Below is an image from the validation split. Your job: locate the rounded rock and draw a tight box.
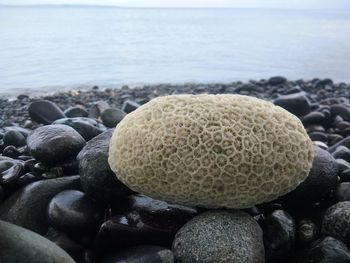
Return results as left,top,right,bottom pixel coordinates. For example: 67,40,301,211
109,94,314,209
322,201,350,246
172,210,264,263
101,108,126,128
47,190,103,233
27,124,86,166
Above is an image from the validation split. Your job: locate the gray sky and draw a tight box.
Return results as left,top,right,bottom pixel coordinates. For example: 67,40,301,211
2,0,349,9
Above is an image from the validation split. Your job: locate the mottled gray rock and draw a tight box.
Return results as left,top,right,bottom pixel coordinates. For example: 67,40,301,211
27,124,86,166
322,201,350,246
77,129,131,202
101,108,126,128
0,175,80,235
172,210,264,263
0,220,75,263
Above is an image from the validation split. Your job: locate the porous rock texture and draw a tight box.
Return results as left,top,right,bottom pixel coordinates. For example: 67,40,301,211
108,94,314,208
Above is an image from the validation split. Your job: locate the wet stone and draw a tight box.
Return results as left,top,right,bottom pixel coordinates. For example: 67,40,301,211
328,137,350,153
273,92,311,117
2,145,21,159
47,190,103,234
335,183,350,202
77,129,131,202
27,124,86,166
340,169,350,183
101,108,126,128
99,245,174,263
332,145,350,162
0,175,80,235
64,106,89,118
88,101,110,119
301,112,325,126
17,172,43,186
3,130,26,147
308,131,328,142
331,104,350,122
0,220,75,263
28,100,66,125
53,117,106,141
261,209,295,262
121,100,141,113
296,219,319,247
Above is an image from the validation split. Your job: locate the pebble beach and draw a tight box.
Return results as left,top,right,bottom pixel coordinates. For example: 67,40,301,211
1,76,350,262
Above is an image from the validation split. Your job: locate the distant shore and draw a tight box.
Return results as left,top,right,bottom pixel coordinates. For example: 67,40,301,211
0,77,349,128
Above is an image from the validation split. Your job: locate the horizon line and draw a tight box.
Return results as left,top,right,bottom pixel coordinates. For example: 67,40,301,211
0,3,340,10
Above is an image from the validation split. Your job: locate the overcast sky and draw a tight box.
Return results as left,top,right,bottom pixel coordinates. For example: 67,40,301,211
2,0,349,9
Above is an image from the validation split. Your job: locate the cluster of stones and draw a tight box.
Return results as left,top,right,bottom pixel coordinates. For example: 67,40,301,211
0,77,350,262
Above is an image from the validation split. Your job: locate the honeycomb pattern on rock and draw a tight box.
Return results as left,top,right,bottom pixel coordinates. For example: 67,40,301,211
108,94,314,209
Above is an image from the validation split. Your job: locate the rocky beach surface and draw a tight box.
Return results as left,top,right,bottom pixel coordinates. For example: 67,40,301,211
1,77,350,262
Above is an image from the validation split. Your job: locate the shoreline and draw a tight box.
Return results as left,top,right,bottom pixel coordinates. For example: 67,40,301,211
1,77,349,128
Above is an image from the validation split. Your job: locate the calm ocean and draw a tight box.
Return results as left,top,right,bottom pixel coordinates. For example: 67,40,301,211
1,5,350,96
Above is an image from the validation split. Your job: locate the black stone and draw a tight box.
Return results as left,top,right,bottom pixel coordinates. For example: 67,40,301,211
77,129,131,202
0,175,80,235
47,190,103,233
329,134,344,146
17,172,43,186
331,104,350,122
335,183,350,202
121,100,140,113
267,76,287,86
27,124,86,166
296,219,319,247
332,145,350,162
273,92,311,117
3,130,26,147
279,146,338,207
337,158,350,173
261,209,295,262
101,108,126,128
64,106,89,118
0,162,24,186
53,117,106,141
301,112,325,126
308,131,328,142
28,100,66,124
2,145,21,158
99,245,174,263
88,101,110,119
0,220,75,263
340,169,350,183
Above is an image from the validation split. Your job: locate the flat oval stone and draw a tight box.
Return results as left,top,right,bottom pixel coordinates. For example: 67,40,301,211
0,220,74,263
273,92,311,117
64,106,88,118
27,124,86,166
28,100,66,124
47,190,103,233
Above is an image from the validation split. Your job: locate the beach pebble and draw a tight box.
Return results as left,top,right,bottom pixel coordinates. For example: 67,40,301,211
121,100,140,113
335,182,350,202
17,172,42,186
47,190,103,233
2,145,21,158
27,124,86,166
28,100,66,124
3,130,26,147
53,117,106,141
172,210,264,263
99,246,174,263
331,104,350,122
296,219,319,247
77,129,131,202
0,161,24,187
308,131,328,142
101,108,126,128
273,92,311,117
267,76,287,86
0,220,75,263
340,169,350,182
64,106,88,118
322,201,350,246
261,209,295,262
292,237,350,263
45,227,85,263
88,101,109,119
0,175,80,235
279,146,338,206
329,134,344,146
301,111,325,126
332,145,350,162
328,137,350,153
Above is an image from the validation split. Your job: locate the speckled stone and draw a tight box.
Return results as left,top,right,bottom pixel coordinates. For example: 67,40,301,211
172,210,264,263
322,201,350,246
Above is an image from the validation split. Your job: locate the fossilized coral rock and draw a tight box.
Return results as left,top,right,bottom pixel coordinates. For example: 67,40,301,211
108,94,314,208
